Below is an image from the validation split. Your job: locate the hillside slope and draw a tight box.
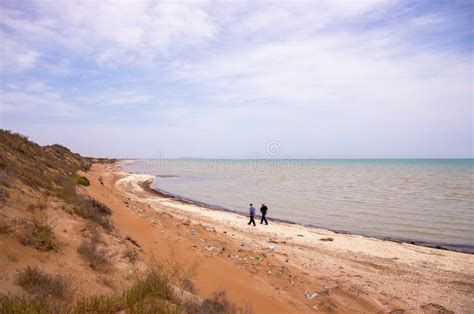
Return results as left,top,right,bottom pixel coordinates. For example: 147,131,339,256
0,130,242,313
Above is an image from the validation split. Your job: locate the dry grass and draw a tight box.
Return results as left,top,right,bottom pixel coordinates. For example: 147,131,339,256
75,267,174,313
17,217,58,252
77,232,110,271
16,266,68,300
1,130,113,232
123,249,139,263
27,201,47,212
0,220,11,234
6,253,18,262
72,198,113,231
2,264,252,314
0,186,8,207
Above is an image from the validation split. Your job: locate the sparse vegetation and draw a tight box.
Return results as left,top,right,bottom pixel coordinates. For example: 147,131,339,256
72,174,90,186
0,186,9,207
123,249,139,263
17,217,58,251
2,264,251,314
16,266,68,300
0,130,113,232
73,198,113,231
0,221,11,234
0,130,254,313
77,233,110,271
27,201,47,212
98,276,115,289
7,253,18,262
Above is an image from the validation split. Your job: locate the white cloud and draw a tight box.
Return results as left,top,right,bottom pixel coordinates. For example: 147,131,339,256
0,31,40,71
0,85,76,116
0,0,471,157
87,90,154,107
0,0,217,66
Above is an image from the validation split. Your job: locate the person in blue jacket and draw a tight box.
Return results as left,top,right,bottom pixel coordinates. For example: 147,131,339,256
248,203,256,226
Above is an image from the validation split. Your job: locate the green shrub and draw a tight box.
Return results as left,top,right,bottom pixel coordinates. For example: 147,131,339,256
72,174,90,186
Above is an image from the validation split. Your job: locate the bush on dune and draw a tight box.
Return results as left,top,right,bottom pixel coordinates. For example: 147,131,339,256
16,266,68,300
17,216,58,252
77,231,111,271
72,174,90,186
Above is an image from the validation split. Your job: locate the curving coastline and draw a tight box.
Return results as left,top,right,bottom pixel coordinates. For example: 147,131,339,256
111,162,474,313
143,176,474,254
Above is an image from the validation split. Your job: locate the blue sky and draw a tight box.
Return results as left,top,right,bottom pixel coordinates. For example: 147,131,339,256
0,0,472,158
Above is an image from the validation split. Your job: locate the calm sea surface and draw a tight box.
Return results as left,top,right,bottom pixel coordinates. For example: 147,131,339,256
124,159,474,252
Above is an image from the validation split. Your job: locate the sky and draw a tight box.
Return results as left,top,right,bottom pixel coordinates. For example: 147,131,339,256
0,0,473,159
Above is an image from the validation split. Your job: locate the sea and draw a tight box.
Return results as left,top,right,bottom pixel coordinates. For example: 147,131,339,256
123,159,474,253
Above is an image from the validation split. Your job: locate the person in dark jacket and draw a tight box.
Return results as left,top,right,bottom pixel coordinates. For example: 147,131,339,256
248,203,256,226
260,203,268,225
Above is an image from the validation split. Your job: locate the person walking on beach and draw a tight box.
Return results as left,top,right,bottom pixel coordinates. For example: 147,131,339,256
248,204,256,226
260,203,268,225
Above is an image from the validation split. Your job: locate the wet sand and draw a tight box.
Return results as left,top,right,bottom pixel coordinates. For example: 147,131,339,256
85,162,474,313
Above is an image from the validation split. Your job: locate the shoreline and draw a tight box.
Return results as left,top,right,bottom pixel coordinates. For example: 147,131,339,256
139,174,474,255
94,162,474,312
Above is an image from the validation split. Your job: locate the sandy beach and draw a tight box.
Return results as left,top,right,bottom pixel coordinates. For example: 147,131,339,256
84,162,474,313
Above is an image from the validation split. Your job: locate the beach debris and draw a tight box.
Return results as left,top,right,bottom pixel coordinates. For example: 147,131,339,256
126,236,141,248
268,245,275,251
420,304,453,314
318,289,330,296
182,220,191,226
320,237,334,242
297,234,305,237
255,256,263,261
350,284,364,293
151,219,161,225
205,246,215,252
191,230,196,236
205,226,216,232
304,291,318,300
269,239,286,244
240,242,251,248
268,270,272,275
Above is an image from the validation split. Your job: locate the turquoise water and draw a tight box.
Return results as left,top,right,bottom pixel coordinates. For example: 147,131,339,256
124,159,474,252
